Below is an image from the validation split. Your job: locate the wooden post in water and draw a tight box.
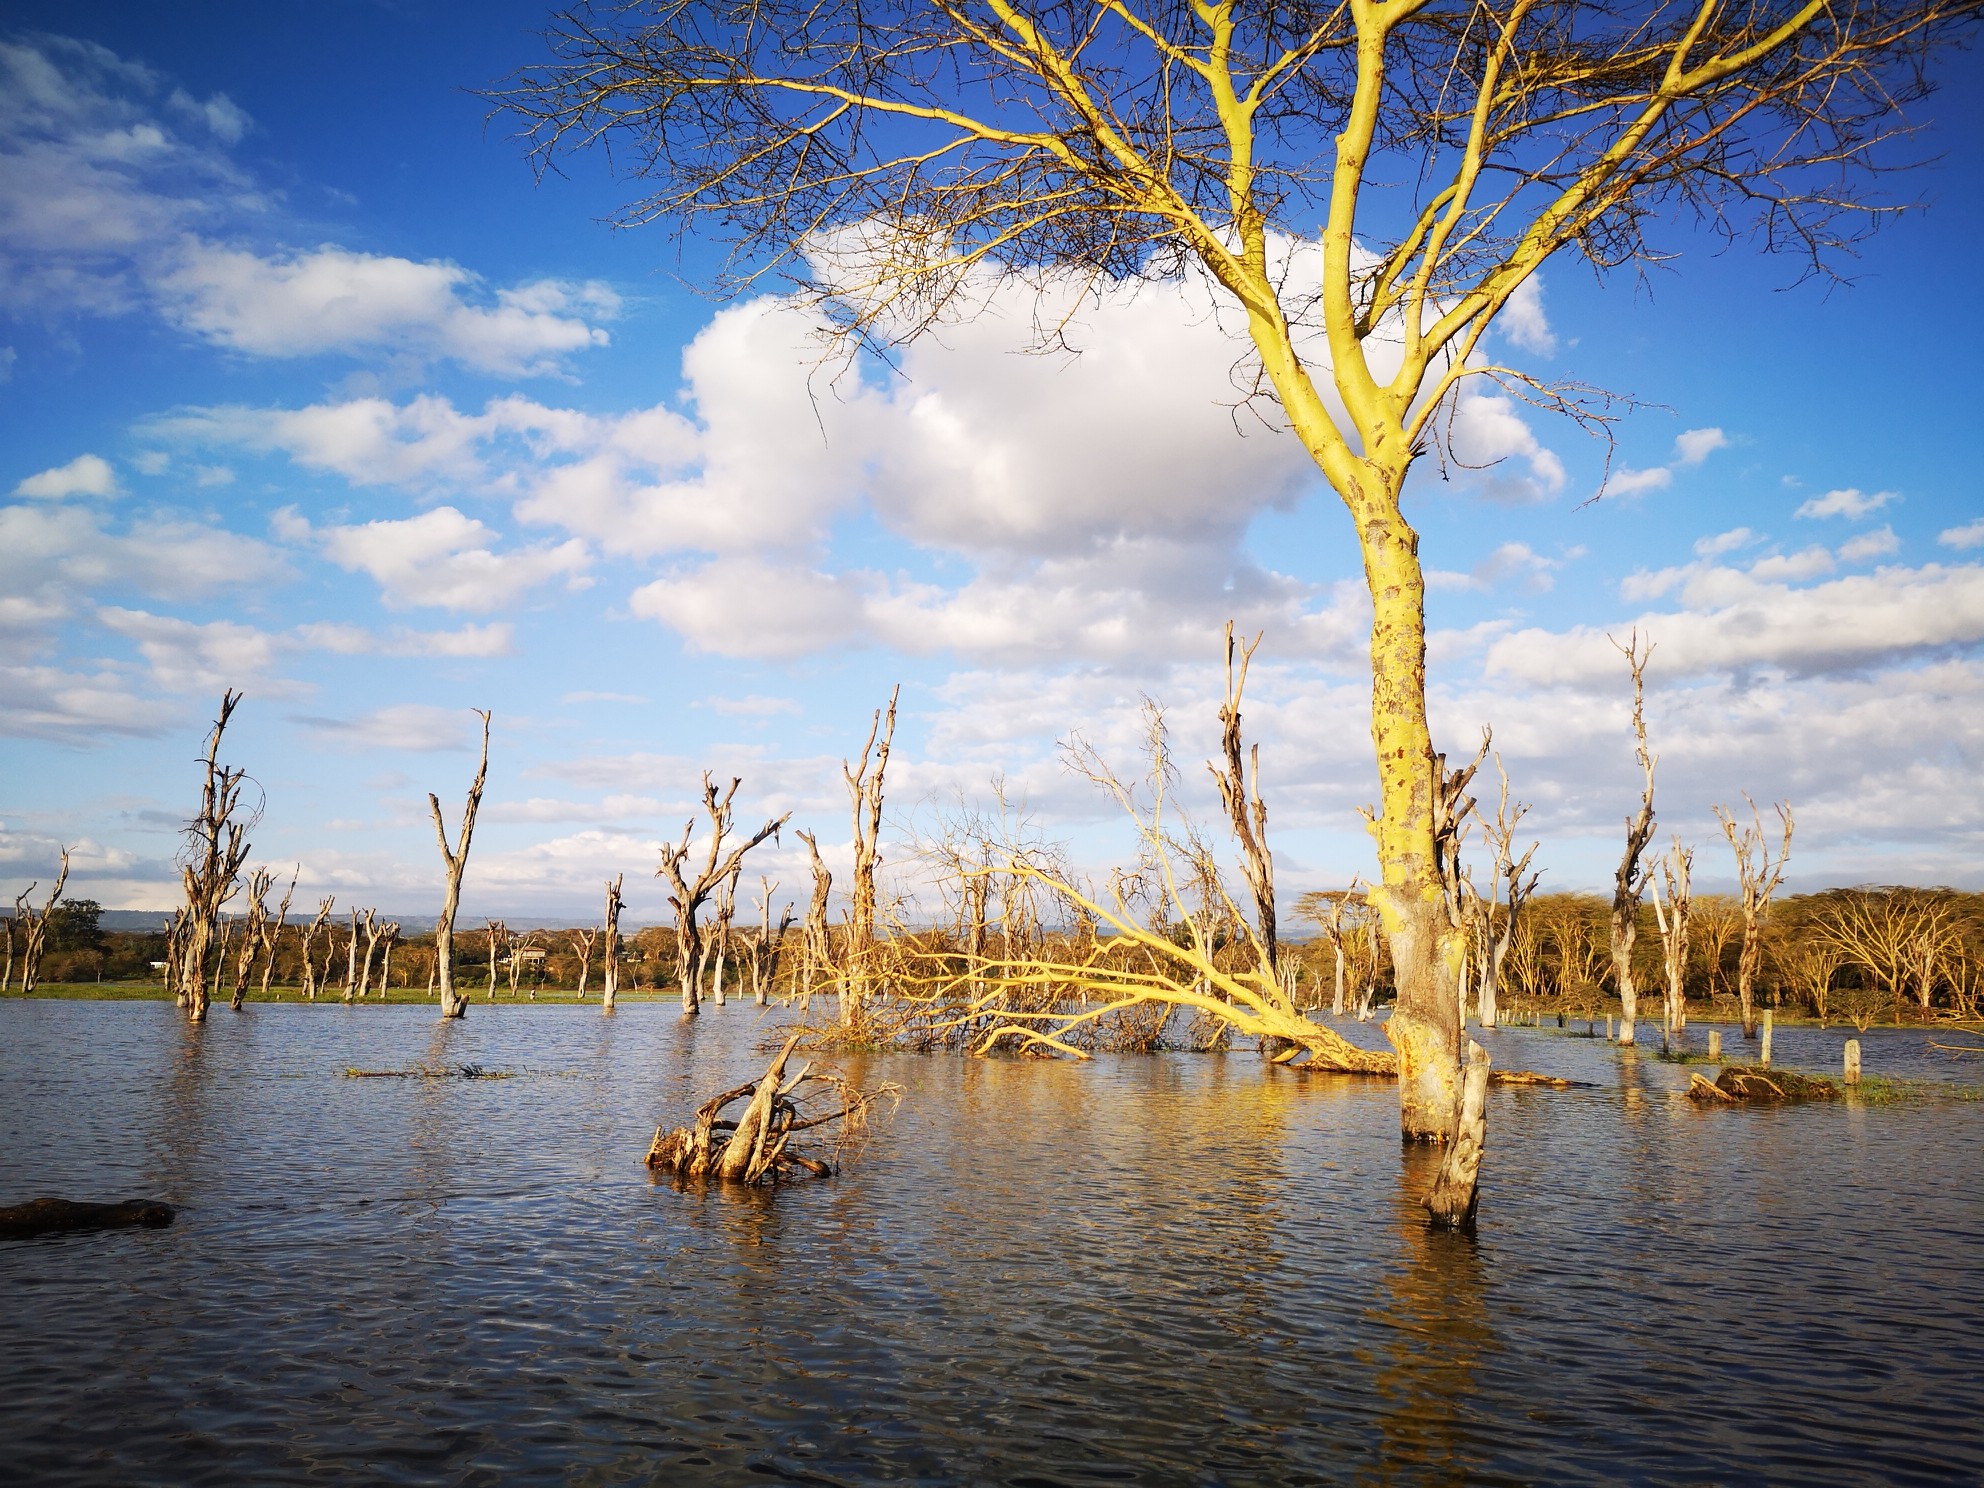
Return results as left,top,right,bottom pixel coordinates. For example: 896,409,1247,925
1708,1030,1721,1061
1606,1014,1615,1041
1760,1010,1773,1068
1844,1039,1861,1086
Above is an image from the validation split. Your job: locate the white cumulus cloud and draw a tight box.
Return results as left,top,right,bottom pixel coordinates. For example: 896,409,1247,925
1796,487,1896,520
13,453,120,499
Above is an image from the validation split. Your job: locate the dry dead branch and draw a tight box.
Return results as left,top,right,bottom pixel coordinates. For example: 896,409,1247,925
643,1033,900,1184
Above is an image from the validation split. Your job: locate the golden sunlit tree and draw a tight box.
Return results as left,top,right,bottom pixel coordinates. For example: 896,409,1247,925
502,0,1975,1139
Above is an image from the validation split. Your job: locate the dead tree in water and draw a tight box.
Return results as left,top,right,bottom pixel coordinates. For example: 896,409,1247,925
1609,634,1659,1047
1466,757,1540,1029
341,907,362,1004
645,1032,898,1184
429,709,491,1020
1651,836,1694,1044
378,922,401,993
711,865,743,1006
569,925,598,998
750,876,797,1006
256,867,297,1000
177,692,257,1023
229,867,274,1010
657,774,789,1016
841,685,899,1024
1208,623,1278,977
1421,731,1485,1030
1297,881,1364,1016
796,829,834,1010
601,875,624,1011
298,896,334,1001
484,920,507,1001
360,908,388,999
1715,797,1793,1039
16,852,70,996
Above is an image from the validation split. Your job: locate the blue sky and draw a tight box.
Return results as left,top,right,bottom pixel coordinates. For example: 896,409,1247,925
4,5,1982,925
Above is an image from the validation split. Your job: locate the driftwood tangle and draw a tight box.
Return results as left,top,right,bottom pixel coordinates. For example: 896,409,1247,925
645,1033,896,1184
0,1198,175,1240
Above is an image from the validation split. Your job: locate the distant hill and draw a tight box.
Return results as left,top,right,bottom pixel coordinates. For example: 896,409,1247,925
93,909,659,934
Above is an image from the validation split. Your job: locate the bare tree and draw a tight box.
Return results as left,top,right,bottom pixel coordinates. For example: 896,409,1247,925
485,920,507,1001
359,907,388,999
298,896,334,1001
796,829,834,1012
496,0,1972,1140
229,867,274,1011
340,907,361,1005
430,709,491,1020
750,875,797,1007
602,874,624,1011
1650,836,1694,1045
16,852,71,997
257,867,297,1001
657,774,790,1016
379,922,401,994
176,692,257,1023
1466,757,1540,1030
1715,796,1794,1038
1296,882,1365,1017
2,896,17,993
1609,635,1659,1047
1205,622,1280,978
570,925,599,998
710,864,743,1007
842,685,900,1023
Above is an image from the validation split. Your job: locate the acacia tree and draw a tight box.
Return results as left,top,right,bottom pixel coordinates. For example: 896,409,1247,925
503,0,1973,1137
430,710,492,1020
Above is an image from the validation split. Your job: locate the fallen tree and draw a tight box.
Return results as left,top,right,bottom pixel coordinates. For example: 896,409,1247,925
644,1033,899,1184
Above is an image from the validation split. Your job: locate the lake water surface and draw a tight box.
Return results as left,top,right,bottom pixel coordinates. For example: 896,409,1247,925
2,1001,1980,1485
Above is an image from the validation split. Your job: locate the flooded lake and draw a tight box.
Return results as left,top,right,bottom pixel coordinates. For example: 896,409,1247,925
2,1000,1980,1484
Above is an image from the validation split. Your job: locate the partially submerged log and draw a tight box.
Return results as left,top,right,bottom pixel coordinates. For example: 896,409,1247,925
0,1197,174,1240
645,1033,899,1184
1687,1064,1840,1103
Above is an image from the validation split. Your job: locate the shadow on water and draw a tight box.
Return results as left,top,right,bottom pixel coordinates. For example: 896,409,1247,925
0,1002,1980,1484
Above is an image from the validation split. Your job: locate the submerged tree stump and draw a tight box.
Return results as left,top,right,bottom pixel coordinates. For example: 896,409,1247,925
1687,1064,1839,1103
645,1033,899,1184
0,1198,175,1239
